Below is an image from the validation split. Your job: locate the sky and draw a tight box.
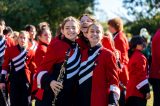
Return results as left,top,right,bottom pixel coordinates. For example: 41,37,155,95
94,0,134,22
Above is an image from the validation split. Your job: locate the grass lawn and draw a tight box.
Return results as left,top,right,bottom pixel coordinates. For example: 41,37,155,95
147,91,153,106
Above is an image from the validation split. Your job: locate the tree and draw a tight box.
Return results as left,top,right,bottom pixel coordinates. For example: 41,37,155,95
123,0,160,19
124,13,160,36
0,0,94,33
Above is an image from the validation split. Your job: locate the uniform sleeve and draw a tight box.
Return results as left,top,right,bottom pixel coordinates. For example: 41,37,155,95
36,43,59,89
34,46,47,68
135,56,150,97
0,47,10,83
105,51,120,105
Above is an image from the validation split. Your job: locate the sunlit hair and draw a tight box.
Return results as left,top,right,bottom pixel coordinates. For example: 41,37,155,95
60,16,80,30
79,14,96,22
37,26,50,37
19,31,29,39
108,17,123,31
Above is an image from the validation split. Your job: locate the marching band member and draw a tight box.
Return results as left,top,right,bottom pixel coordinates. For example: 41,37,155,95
0,31,37,106
77,22,120,106
35,16,81,106
32,26,52,99
149,28,160,106
25,24,38,51
77,14,96,50
126,36,150,106
108,17,129,106
0,19,15,106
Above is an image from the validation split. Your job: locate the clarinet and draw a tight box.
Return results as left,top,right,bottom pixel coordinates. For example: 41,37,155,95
1,88,9,106
52,49,70,106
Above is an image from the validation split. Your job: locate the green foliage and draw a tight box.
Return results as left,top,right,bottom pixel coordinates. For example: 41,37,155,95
0,0,94,34
124,13,160,36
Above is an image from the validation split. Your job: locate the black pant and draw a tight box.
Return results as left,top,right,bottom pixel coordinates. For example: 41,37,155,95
126,96,147,106
10,81,29,106
149,78,160,106
0,91,6,106
119,90,126,106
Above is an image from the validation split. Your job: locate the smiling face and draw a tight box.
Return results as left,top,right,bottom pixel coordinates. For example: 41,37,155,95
80,15,94,34
39,29,52,44
86,24,103,47
61,20,80,41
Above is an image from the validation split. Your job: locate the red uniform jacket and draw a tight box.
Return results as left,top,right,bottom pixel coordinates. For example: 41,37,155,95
78,44,120,106
102,36,114,51
1,45,37,83
32,41,49,99
76,32,89,50
34,41,48,67
150,29,160,79
114,31,129,86
126,50,149,99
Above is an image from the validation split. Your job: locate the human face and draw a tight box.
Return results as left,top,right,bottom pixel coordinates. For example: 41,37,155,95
108,25,116,34
29,27,36,40
18,33,28,48
87,25,103,47
61,20,80,41
80,15,93,34
39,29,52,44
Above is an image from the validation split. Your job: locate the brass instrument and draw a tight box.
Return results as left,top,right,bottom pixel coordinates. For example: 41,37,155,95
52,49,70,106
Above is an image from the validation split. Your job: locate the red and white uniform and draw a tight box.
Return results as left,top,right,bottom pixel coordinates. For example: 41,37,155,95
35,37,81,106
126,50,149,99
1,45,37,83
102,36,114,51
77,44,120,106
150,29,160,79
113,31,129,87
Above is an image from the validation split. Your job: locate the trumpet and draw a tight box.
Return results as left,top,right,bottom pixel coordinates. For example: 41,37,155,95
52,49,70,106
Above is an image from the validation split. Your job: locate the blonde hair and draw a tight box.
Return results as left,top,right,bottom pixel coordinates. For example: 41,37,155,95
19,31,29,38
108,17,124,31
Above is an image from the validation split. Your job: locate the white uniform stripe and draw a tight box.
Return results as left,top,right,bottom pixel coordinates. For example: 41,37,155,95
0,51,5,57
110,85,120,98
0,37,5,45
14,57,26,66
37,71,48,88
79,71,93,85
81,48,100,67
67,67,80,79
15,64,25,72
1,70,7,75
67,56,81,70
0,44,5,51
79,62,95,75
67,46,78,64
12,49,27,61
136,79,149,89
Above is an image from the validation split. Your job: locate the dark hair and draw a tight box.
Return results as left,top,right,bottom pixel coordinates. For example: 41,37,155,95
3,26,13,35
128,36,146,57
25,24,36,32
